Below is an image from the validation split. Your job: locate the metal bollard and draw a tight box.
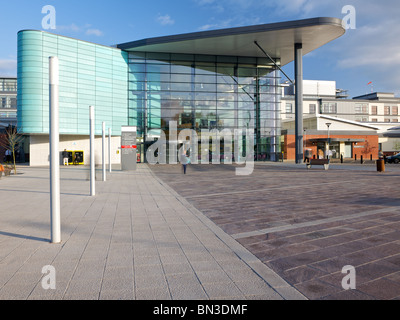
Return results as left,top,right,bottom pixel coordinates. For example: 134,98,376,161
377,159,385,172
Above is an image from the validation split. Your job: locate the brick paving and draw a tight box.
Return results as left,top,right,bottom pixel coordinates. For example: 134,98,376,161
150,162,400,300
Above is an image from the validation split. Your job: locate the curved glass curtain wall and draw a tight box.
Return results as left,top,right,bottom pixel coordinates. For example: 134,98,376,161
128,52,281,162
17,30,128,136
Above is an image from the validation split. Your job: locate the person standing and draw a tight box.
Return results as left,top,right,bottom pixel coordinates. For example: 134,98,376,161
180,150,189,174
62,149,69,166
5,149,11,163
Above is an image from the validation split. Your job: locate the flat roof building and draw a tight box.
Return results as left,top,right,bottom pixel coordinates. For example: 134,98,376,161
17,17,345,166
0,77,17,128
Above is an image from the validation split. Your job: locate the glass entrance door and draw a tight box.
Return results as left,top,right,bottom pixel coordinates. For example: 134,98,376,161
344,142,352,158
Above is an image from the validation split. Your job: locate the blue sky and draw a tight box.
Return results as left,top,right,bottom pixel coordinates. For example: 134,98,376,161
1,0,399,97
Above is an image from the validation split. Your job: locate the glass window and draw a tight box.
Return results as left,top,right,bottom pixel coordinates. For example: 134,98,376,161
355,103,368,114
321,103,337,114
285,103,292,113
371,106,377,115
171,74,191,83
309,104,316,114
195,92,217,101
196,74,216,84
195,83,215,92
146,64,170,74
9,97,17,108
171,63,193,74
237,68,257,78
195,63,216,74
217,65,235,76
392,106,398,115
170,82,191,91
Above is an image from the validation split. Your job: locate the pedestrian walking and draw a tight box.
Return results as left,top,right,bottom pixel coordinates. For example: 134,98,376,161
62,149,69,166
180,150,189,174
5,149,11,163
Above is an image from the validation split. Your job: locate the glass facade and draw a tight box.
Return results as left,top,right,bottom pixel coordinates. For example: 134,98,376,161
17,30,283,163
17,30,128,135
128,52,281,162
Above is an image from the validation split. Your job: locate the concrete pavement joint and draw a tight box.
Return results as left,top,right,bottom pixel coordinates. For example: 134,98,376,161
148,166,307,300
232,206,400,240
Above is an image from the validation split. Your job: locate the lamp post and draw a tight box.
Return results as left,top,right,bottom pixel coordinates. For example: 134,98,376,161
326,122,332,159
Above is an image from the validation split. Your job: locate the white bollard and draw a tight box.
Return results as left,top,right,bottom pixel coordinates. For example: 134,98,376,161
49,56,61,244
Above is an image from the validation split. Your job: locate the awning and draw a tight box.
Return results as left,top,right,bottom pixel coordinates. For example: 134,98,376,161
117,17,345,67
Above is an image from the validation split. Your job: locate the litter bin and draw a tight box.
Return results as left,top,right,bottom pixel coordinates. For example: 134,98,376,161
377,159,385,172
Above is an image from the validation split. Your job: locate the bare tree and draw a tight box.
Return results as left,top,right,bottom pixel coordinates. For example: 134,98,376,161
0,126,24,175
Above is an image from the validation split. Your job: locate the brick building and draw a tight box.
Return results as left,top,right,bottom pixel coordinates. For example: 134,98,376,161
282,115,379,161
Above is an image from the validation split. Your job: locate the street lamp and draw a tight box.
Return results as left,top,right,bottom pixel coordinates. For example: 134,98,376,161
326,123,332,159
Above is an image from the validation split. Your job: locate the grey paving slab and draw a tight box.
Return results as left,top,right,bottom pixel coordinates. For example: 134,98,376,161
0,164,303,300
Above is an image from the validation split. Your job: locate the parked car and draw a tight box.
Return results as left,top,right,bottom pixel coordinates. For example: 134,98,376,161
387,152,400,163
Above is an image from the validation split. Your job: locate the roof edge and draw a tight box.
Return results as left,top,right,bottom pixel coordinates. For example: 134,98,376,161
17,29,122,51
117,17,344,50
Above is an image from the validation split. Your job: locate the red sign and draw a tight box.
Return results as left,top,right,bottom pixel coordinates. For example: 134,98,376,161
121,145,137,149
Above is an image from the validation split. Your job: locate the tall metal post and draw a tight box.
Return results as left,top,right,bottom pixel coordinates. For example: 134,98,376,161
90,106,95,196
102,121,106,182
326,122,332,159
295,43,304,164
108,127,112,173
49,56,61,244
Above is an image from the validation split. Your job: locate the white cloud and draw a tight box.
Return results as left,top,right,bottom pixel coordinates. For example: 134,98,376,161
157,14,175,26
56,23,82,32
198,19,233,31
0,59,17,76
86,29,104,37
55,23,103,37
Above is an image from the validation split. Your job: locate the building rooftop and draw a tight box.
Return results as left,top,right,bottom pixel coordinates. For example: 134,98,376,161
352,92,400,102
118,17,345,67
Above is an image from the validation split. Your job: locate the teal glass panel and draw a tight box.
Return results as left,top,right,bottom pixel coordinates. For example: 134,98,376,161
18,30,128,135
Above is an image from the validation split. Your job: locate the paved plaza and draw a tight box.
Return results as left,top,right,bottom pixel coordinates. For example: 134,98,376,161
1,161,400,300
150,161,400,300
0,164,304,300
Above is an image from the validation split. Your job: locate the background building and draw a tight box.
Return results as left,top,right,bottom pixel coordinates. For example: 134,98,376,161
0,77,18,163
281,80,400,160
0,77,17,127
282,80,400,124
282,114,379,161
